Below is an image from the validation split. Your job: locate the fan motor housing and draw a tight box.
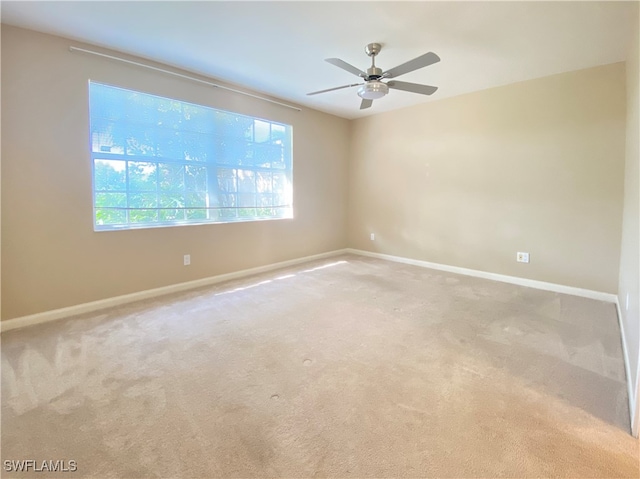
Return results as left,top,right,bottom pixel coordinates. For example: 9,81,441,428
366,67,383,80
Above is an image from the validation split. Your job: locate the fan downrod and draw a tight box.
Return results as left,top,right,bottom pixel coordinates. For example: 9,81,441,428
364,43,383,79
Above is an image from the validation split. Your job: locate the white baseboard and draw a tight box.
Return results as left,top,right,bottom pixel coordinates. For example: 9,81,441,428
615,299,636,435
1,249,348,333
346,248,618,303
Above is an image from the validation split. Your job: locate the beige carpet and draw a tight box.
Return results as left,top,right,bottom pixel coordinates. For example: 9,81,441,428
2,254,638,478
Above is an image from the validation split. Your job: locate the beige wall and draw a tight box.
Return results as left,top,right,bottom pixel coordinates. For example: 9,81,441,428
1,25,350,320
348,63,626,294
619,4,640,437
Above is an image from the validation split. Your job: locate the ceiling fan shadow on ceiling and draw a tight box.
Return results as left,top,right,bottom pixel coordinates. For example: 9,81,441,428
307,43,440,110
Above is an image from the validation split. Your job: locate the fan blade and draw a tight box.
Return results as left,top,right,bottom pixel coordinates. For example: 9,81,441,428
360,99,373,110
387,80,438,96
382,52,440,79
325,58,366,77
307,83,362,96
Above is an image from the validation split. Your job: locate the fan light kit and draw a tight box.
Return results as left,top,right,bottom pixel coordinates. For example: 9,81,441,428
307,42,440,110
357,81,388,100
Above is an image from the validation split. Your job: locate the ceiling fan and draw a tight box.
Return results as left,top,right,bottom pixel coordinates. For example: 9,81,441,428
307,43,440,110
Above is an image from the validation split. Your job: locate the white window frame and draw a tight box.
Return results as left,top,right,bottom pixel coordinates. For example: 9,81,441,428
89,82,293,231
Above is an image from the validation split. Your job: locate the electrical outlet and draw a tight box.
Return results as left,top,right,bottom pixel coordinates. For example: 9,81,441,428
370,233,375,241
516,252,529,263
184,254,191,266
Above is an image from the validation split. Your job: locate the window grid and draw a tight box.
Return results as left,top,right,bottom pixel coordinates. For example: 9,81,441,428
90,82,293,230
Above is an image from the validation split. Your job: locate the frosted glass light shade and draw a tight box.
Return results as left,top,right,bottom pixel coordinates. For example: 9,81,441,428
357,81,388,100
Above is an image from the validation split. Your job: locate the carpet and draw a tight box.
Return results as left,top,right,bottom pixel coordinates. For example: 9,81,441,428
2,254,638,477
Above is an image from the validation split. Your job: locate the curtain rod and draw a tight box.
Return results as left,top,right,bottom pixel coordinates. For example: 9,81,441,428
69,46,302,112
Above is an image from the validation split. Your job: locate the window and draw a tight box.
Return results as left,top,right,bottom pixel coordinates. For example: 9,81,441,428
89,82,293,230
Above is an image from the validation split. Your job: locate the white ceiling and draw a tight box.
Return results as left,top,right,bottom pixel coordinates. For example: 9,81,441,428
1,1,635,119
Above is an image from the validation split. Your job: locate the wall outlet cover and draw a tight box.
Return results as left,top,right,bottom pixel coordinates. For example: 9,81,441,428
517,252,530,263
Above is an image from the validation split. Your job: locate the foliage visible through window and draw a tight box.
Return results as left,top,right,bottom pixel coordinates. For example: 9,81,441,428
89,82,293,230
